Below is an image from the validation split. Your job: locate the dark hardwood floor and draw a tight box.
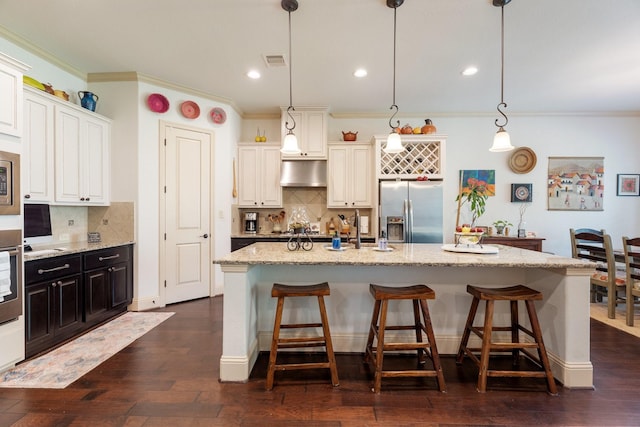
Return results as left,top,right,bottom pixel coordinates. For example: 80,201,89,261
1,296,640,426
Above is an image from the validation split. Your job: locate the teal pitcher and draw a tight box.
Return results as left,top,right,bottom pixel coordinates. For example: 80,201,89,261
78,91,99,112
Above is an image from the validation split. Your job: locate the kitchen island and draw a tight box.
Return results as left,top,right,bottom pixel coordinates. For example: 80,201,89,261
214,242,595,388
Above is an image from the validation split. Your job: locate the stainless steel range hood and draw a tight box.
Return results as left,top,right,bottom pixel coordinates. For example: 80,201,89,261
280,160,327,187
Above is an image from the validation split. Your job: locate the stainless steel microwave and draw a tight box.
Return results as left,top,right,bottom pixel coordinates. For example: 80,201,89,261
0,151,20,215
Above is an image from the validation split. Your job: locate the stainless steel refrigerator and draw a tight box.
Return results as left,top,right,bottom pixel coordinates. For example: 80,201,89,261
379,180,443,243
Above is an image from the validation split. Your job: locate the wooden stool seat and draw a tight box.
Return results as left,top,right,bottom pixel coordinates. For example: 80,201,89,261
456,284,558,394
466,285,543,301
364,284,446,393
369,284,436,300
272,282,330,298
266,282,339,390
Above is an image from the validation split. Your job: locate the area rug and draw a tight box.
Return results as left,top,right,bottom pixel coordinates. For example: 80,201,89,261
590,303,640,339
0,311,174,389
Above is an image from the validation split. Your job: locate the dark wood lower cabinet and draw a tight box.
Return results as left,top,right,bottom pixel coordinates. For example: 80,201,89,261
231,236,375,251
83,245,132,327
25,244,133,358
25,255,84,358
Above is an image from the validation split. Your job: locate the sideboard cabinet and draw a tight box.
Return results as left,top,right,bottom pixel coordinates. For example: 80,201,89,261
482,236,545,252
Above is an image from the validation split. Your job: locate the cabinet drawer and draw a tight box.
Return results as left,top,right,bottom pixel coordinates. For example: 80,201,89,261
84,245,130,270
25,255,82,285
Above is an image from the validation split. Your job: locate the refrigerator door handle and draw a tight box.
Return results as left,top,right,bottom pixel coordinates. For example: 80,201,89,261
407,199,414,243
404,199,413,243
403,200,409,242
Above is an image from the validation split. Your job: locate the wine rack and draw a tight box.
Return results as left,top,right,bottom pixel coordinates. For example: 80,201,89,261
374,135,445,180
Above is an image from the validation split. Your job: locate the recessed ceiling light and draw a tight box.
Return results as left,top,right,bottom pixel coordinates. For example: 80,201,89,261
461,66,478,76
353,68,368,78
247,70,261,79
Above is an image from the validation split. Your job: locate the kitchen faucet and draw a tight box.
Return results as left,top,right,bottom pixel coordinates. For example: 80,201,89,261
354,209,361,249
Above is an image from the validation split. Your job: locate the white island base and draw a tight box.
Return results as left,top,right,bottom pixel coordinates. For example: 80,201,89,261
216,243,594,389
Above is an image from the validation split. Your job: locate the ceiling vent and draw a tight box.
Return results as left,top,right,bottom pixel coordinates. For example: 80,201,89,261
263,54,287,67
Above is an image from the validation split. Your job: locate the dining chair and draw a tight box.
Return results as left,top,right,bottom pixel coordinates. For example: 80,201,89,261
622,236,640,326
570,228,625,319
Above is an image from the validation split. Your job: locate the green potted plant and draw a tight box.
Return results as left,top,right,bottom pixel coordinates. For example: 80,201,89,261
456,177,489,228
493,220,513,235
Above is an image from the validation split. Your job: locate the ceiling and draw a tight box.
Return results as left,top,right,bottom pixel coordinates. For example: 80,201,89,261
1,0,639,116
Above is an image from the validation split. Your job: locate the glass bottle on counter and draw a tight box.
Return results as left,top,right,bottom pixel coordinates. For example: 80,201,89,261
378,231,388,251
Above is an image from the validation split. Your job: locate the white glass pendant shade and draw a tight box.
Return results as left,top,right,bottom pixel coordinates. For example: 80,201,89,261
383,132,403,154
489,127,514,152
281,132,301,154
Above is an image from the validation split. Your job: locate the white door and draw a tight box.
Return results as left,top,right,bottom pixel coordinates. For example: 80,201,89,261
163,124,212,304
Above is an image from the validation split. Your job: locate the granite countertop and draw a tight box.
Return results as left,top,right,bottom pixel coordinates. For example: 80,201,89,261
214,242,595,269
23,240,135,262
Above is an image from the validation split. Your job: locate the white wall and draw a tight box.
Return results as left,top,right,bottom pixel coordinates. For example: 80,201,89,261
244,113,640,257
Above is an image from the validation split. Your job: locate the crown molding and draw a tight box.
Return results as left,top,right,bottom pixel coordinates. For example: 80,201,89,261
0,25,85,79
88,71,243,117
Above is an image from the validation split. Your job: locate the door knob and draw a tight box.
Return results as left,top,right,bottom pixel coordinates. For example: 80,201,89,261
200,233,209,238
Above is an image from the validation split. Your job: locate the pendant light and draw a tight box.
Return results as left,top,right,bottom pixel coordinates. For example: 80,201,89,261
489,0,515,152
281,0,301,154
383,0,404,154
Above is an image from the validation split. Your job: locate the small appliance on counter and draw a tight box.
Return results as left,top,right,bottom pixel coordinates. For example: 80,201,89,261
244,212,258,234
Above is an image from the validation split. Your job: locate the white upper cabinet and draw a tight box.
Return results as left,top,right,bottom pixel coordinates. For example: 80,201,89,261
327,142,373,208
23,87,111,206
280,107,327,159
237,144,282,208
54,102,110,205
0,53,28,138
23,90,55,202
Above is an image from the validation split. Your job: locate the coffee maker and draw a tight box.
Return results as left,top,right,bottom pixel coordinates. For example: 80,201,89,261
244,212,258,234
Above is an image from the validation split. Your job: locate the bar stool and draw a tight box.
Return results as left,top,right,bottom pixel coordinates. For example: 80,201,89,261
364,284,446,393
456,285,558,394
265,282,339,390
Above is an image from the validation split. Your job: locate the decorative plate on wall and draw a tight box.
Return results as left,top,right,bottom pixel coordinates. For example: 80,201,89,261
509,147,537,174
210,107,227,124
147,93,170,113
180,100,200,119
511,183,533,202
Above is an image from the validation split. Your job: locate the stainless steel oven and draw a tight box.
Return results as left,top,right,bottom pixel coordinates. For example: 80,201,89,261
0,229,22,325
0,150,19,215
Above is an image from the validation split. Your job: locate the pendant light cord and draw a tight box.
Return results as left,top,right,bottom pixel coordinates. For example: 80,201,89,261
495,5,508,128
285,8,296,132
388,5,399,130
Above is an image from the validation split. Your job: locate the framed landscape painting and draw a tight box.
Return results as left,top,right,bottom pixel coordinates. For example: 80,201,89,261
459,169,496,196
617,174,640,196
547,157,604,211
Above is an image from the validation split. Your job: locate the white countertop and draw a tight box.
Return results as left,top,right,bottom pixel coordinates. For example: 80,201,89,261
214,242,594,269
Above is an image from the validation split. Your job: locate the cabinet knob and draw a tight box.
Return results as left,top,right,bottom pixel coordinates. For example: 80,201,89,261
86,197,90,201
80,197,85,201
24,194,31,199
200,233,209,239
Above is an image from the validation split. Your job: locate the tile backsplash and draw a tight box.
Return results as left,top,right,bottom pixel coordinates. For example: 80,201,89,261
234,188,372,235
49,202,134,244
